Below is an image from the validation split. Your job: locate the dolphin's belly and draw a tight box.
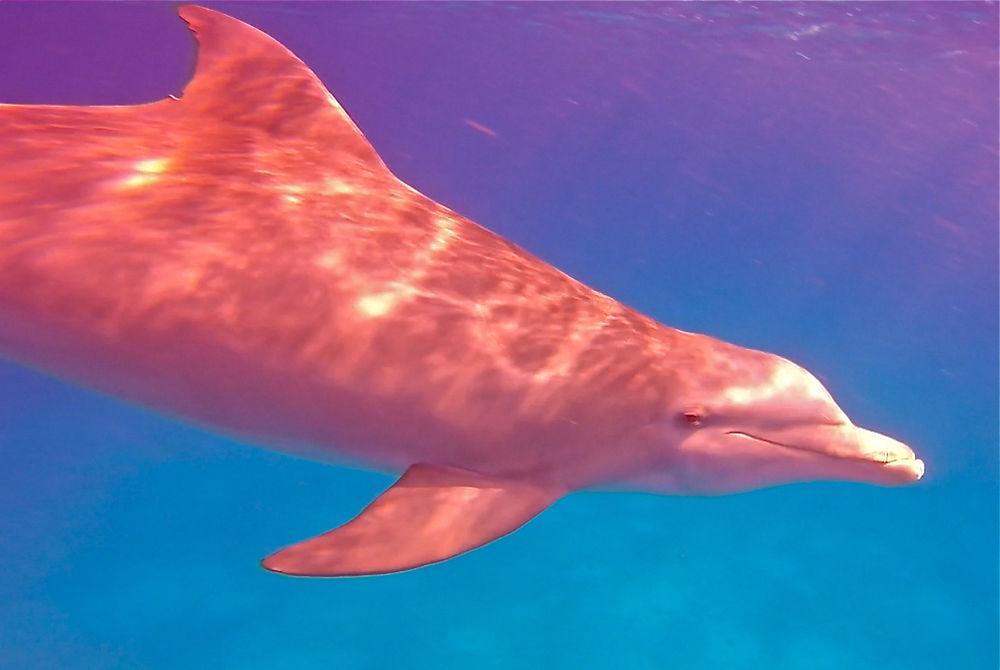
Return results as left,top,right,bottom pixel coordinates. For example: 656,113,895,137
0,295,561,477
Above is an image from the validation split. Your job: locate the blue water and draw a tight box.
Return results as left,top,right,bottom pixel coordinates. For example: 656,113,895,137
1,2,996,668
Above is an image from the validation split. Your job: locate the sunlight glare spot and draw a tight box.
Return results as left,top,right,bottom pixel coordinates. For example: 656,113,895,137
356,292,398,318
325,178,357,196
316,250,342,269
118,157,170,189
429,217,457,252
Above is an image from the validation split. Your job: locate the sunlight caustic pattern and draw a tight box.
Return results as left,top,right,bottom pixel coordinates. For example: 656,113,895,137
0,4,692,473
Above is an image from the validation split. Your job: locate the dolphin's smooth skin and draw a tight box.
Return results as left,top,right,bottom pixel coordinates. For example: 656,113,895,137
0,6,924,577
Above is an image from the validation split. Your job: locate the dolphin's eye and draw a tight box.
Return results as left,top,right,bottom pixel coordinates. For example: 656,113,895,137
681,410,703,428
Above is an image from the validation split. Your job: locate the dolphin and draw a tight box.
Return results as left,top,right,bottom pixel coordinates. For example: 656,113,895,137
0,6,924,577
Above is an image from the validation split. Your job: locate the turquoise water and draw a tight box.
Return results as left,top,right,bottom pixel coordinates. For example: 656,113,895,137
1,2,996,668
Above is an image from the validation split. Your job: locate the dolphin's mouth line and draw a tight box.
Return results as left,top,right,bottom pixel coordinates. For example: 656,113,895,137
724,431,916,466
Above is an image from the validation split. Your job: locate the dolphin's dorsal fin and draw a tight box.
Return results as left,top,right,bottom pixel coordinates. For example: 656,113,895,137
177,4,387,173
262,464,563,577
0,4,396,247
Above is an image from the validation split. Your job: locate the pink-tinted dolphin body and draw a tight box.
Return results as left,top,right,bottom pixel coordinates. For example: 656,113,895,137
0,7,923,576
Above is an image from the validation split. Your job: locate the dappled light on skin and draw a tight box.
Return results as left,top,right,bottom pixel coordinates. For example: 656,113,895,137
0,6,923,576
0,5,697,455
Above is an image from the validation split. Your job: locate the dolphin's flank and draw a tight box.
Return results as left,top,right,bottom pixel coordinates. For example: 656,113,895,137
0,6,923,577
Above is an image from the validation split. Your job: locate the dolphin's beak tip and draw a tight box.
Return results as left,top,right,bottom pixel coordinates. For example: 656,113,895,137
883,455,925,483
854,427,924,484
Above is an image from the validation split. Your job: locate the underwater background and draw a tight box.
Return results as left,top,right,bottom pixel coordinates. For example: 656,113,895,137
0,2,996,668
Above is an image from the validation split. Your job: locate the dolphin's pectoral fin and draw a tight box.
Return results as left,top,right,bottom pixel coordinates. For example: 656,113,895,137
261,464,563,577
